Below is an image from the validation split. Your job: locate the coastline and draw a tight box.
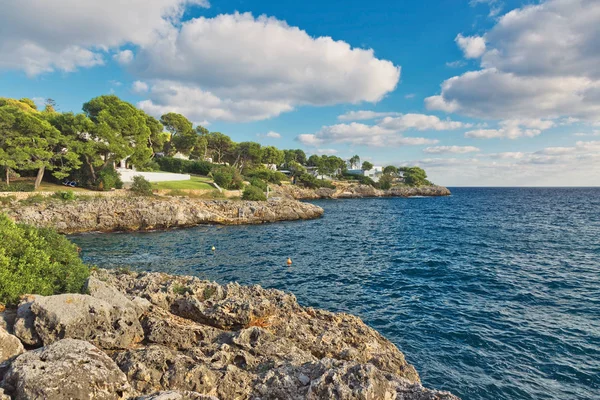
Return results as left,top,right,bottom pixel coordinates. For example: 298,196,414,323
272,183,451,200
3,196,324,234
0,268,459,399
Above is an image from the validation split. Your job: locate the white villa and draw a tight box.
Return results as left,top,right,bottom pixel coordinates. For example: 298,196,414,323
346,166,384,182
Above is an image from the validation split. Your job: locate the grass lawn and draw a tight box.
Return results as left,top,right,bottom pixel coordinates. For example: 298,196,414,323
36,181,95,193
151,176,215,191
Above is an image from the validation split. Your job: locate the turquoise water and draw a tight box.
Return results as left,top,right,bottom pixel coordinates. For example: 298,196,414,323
71,188,600,400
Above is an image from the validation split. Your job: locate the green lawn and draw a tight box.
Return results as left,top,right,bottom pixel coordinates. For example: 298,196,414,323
151,176,215,190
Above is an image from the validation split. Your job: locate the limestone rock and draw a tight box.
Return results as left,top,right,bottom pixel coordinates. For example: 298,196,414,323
26,294,143,349
135,392,219,400
13,300,41,347
0,388,10,400
0,328,24,365
1,339,130,400
0,308,16,334
6,197,324,234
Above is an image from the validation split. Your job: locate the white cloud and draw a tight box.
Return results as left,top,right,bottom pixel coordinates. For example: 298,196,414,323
455,34,486,59
0,0,209,76
134,12,400,122
428,0,600,122
296,122,438,148
470,0,504,17
423,146,481,154
573,130,600,137
379,114,468,131
404,93,416,99
257,131,282,139
132,80,149,93
138,80,293,123
465,119,554,139
446,60,467,68
316,149,339,155
113,50,134,65
400,140,600,186
337,110,401,121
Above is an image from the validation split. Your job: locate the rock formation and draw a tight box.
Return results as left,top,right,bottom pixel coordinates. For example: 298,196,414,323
272,183,451,200
0,270,460,400
4,197,324,234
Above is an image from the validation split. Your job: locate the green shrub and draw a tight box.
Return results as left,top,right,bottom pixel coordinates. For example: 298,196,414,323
242,185,267,201
342,173,376,187
212,166,243,190
96,167,123,191
19,194,47,206
51,190,77,201
130,175,153,196
377,174,393,190
297,173,335,189
156,157,213,176
0,214,90,305
245,168,288,184
0,182,35,192
0,196,16,206
136,160,161,172
249,177,267,191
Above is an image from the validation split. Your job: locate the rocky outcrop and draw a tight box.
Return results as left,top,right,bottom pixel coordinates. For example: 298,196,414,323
2,339,131,400
272,183,451,200
0,269,459,399
5,197,324,234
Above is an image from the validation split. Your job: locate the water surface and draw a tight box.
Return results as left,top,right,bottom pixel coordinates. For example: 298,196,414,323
72,188,600,400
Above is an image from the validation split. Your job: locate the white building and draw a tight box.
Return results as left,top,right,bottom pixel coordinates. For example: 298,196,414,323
346,166,383,182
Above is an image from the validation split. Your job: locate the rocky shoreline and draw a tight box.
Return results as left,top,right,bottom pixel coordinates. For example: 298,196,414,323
4,197,324,234
0,269,459,400
272,184,451,200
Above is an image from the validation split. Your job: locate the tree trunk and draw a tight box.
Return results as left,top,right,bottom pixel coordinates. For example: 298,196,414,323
34,165,45,190
5,167,9,185
85,156,97,182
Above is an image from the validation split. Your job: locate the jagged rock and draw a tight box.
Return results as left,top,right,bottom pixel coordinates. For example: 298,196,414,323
6,197,324,234
13,299,41,347
0,308,16,334
0,328,24,365
0,388,10,400
23,294,143,349
135,392,219,400
1,339,131,400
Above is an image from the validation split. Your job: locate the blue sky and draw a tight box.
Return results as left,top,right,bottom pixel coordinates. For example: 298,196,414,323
1,0,599,186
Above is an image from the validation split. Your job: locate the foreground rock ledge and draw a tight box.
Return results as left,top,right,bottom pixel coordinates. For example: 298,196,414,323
5,197,324,234
0,269,459,400
272,184,452,200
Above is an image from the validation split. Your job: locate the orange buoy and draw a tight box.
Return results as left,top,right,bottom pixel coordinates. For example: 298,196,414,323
287,258,293,265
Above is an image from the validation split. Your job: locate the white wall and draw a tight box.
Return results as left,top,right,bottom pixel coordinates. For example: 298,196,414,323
117,168,191,183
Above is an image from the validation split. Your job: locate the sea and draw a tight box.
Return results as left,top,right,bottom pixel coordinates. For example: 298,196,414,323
71,187,600,400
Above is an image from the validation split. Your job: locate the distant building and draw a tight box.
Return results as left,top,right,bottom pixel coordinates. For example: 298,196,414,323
346,166,383,182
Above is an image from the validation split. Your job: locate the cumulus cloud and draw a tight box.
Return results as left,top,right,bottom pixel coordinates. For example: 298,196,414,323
296,122,439,148
0,0,209,76
257,131,282,139
134,12,400,122
465,119,554,139
401,140,600,186
337,110,401,121
423,146,481,154
428,0,600,122
455,34,486,59
379,114,468,131
131,80,149,93
113,50,134,65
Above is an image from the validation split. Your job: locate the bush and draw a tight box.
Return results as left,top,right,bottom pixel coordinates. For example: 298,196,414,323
212,166,243,190
0,195,16,206
19,194,47,206
130,175,153,196
156,157,213,176
249,177,267,191
244,168,288,184
0,214,90,305
0,182,35,192
297,173,335,189
51,190,77,201
96,167,123,191
136,160,161,172
342,173,376,187
377,174,393,190
242,185,267,201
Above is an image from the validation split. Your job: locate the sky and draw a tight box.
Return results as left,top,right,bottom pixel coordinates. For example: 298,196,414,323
1,0,599,186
